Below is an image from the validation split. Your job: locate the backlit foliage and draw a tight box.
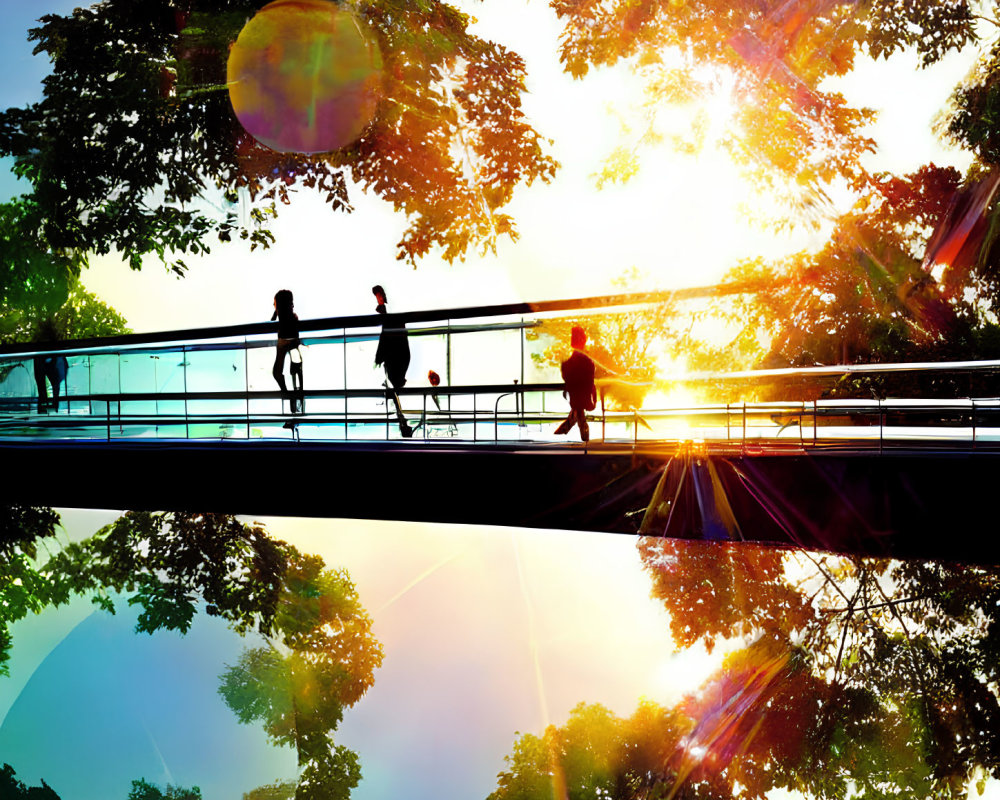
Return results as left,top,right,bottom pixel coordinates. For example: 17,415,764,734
0,509,382,800
490,539,1000,800
0,0,558,273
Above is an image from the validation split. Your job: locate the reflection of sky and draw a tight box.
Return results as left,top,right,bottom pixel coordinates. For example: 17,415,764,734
1,511,695,800
239,518,686,800
0,601,293,799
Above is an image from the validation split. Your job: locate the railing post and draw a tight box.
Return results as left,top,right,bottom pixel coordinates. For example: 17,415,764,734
446,321,453,424
972,398,976,448
152,354,159,424
813,399,817,446
601,391,606,443
343,329,348,440
878,399,883,455
244,337,250,440
520,317,525,390
183,346,189,440
742,402,746,451
726,403,730,442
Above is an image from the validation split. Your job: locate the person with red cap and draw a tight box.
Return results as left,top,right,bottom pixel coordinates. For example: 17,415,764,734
554,326,596,442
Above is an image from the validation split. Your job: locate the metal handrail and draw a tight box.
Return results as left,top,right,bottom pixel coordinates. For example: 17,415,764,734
4,390,1000,448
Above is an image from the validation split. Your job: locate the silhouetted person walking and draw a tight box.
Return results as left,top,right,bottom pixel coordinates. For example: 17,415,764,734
554,326,596,442
33,319,68,413
373,284,412,437
272,289,304,414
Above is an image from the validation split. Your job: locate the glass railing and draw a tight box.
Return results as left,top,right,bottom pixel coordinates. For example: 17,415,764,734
4,292,1000,447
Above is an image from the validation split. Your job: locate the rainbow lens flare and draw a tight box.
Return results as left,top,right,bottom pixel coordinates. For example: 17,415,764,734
227,0,383,154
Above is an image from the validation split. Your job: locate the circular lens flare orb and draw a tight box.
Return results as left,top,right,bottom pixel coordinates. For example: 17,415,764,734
227,0,383,154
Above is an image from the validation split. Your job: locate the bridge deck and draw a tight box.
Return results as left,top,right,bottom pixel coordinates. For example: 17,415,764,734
3,436,999,566
5,293,1000,565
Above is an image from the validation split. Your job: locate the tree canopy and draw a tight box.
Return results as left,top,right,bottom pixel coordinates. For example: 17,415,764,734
540,0,1000,385
0,0,558,274
218,554,382,800
0,507,382,800
489,538,1000,800
0,197,130,345
0,764,61,800
550,0,975,207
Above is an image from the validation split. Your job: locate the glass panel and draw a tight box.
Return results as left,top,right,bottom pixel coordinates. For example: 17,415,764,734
0,358,33,411
88,353,120,396
185,346,246,394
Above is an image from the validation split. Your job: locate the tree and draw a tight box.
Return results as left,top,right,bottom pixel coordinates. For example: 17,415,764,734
542,0,1000,392
548,0,975,212
0,764,61,800
620,161,1000,402
218,555,382,800
628,536,1000,798
489,701,693,800
0,510,383,800
0,196,130,345
0,198,79,336
126,779,202,800
529,271,693,412
0,0,558,273
530,306,668,412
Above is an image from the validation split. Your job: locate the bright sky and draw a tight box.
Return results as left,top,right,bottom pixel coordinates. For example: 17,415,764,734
0,0,970,333
0,2,995,799
0,509,716,800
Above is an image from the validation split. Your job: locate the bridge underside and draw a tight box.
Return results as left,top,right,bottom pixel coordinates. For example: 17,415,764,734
2,441,997,565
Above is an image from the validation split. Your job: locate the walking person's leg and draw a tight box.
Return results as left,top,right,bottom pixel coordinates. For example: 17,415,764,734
289,347,304,414
555,406,577,435
273,340,293,412
385,370,413,437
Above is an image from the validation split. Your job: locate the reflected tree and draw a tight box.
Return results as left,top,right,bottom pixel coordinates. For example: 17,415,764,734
0,767,206,800
638,537,1000,798
0,508,383,800
241,780,297,800
126,780,202,800
38,511,289,636
218,554,382,800
489,538,1000,799
489,702,690,800
0,764,61,800
0,505,62,671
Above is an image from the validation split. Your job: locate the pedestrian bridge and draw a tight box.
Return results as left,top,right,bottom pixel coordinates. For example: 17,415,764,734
3,290,1000,565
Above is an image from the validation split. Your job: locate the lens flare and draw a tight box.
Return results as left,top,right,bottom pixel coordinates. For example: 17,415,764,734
667,648,793,799
227,0,383,154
